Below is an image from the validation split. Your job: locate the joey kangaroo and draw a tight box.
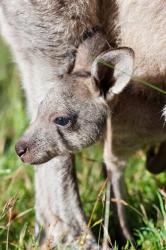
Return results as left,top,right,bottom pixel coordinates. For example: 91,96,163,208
15,48,134,166
16,44,166,245
0,0,166,249
15,46,136,246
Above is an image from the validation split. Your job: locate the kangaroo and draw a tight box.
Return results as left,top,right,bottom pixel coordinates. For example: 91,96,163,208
15,43,166,244
15,46,135,247
0,1,103,249
0,0,166,249
15,47,134,166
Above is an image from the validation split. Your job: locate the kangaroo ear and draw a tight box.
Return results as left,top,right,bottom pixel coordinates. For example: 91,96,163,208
91,47,134,101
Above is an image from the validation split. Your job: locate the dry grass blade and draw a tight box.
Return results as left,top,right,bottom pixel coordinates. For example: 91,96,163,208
5,196,18,250
111,198,143,217
78,178,107,247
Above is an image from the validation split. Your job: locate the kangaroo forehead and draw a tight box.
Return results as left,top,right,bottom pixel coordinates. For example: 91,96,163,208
45,74,91,100
39,85,91,116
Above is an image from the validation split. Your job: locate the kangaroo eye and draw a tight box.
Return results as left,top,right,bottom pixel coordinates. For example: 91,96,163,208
54,116,71,126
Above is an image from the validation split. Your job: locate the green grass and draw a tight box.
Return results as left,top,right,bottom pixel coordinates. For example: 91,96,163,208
0,37,166,249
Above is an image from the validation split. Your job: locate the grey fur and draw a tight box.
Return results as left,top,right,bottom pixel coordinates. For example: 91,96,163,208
0,0,166,248
15,47,134,165
16,45,166,246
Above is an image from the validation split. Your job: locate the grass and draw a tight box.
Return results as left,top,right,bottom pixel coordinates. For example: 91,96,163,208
0,37,166,249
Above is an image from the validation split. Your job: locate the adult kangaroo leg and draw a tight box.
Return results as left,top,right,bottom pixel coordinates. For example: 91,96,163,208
103,156,134,246
111,157,134,243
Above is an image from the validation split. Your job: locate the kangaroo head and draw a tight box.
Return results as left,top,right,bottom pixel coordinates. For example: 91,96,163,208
15,48,134,164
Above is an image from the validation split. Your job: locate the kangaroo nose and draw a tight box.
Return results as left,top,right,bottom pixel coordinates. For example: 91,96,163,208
15,143,28,157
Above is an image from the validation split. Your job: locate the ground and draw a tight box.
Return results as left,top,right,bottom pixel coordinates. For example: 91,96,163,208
0,38,166,250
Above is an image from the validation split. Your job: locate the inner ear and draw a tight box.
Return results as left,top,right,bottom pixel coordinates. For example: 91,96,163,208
93,61,115,98
91,47,134,101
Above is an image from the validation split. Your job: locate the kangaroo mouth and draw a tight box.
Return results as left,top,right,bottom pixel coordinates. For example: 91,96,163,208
15,137,65,165
18,149,56,165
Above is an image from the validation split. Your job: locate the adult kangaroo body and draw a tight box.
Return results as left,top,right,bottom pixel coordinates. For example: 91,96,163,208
0,0,166,249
